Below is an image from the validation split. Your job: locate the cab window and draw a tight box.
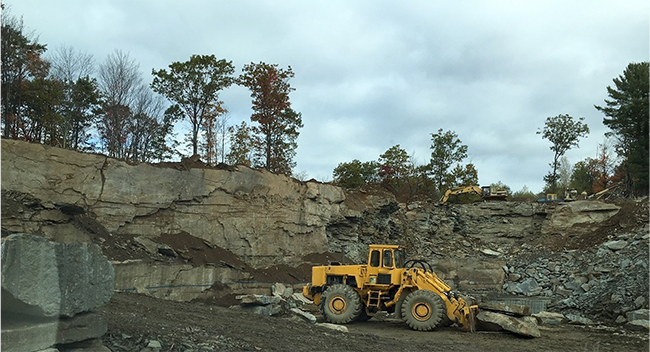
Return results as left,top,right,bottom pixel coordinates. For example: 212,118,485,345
383,250,393,267
370,250,380,267
394,249,405,268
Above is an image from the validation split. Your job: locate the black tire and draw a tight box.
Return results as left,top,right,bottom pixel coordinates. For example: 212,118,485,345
320,284,362,324
401,290,445,331
357,308,372,322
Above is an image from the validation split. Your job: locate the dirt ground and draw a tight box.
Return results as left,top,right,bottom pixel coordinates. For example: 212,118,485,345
98,292,649,352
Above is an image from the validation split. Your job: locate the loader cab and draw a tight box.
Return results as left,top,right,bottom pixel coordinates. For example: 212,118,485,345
367,245,406,285
368,245,406,268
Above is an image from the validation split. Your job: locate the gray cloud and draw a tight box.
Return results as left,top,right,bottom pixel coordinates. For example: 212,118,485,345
10,0,649,192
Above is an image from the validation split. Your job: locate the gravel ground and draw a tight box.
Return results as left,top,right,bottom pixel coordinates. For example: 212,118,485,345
98,292,649,352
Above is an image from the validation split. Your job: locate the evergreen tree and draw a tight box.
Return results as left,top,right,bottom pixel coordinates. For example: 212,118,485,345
595,62,649,196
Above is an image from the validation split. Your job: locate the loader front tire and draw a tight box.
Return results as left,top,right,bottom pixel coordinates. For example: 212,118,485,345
401,290,445,331
320,284,362,324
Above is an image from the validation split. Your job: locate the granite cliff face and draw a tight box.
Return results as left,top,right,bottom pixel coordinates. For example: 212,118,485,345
1,138,640,269
1,139,345,267
2,139,648,325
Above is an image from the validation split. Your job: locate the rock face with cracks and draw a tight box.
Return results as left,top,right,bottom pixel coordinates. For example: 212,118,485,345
1,139,648,330
1,139,344,268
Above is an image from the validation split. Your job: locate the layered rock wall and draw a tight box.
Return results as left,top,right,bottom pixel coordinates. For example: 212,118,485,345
2,140,648,325
1,139,344,267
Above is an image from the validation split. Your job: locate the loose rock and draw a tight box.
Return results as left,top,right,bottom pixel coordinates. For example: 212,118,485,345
476,311,541,338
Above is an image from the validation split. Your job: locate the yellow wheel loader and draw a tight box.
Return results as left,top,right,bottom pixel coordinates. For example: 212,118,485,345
302,244,478,332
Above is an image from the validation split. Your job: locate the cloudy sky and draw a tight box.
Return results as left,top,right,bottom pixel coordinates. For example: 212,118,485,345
9,0,649,192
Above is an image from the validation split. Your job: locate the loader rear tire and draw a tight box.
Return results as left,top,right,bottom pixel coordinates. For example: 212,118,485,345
401,290,445,331
320,284,362,324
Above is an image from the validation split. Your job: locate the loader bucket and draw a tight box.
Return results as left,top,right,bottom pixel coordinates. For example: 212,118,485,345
468,307,477,332
464,305,479,332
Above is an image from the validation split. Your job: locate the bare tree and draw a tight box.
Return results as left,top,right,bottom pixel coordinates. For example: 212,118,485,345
48,46,99,150
127,85,167,162
49,46,94,82
97,50,142,158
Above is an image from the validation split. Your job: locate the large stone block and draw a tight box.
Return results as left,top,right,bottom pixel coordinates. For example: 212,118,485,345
477,310,541,338
1,234,114,317
1,311,107,352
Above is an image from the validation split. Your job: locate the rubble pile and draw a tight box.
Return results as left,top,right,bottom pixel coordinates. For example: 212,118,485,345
502,223,649,326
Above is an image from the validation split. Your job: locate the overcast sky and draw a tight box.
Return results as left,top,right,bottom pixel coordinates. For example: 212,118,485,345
8,1,649,192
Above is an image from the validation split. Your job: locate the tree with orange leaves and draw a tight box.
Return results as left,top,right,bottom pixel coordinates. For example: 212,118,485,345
238,62,303,176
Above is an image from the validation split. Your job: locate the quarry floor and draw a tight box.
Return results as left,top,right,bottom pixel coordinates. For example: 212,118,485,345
99,292,649,352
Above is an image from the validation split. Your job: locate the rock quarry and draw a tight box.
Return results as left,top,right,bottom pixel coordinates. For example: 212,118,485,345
1,139,649,350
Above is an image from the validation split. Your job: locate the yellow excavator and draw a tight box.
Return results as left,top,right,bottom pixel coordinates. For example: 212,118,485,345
440,185,508,204
302,244,478,332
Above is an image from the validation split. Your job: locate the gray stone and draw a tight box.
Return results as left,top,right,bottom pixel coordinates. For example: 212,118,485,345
565,314,594,325
634,296,646,308
61,337,111,351
620,259,632,269
532,311,567,326
147,340,162,349
133,236,159,255
476,310,541,338
157,244,177,257
236,294,281,306
479,302,531,316
625,320,650,331
316,323,348,333
290,308,317,323
271,283,288,298
1,311,107,352
615,315,627,324
516,278,542,296
1,234,114,317
603,240,628,251
555,286,572,297
610,293,625,304
626,309,649,322
481,249,502,256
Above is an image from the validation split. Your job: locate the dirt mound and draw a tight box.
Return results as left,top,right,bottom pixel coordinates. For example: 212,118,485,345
545,198,649,251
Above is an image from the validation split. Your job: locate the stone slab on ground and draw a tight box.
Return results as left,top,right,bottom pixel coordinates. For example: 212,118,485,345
316,323,348,333
1,234,114,318
476,310,541,338
626,320,650,331
565,313,595,325
1,311,107,352
236,294,282,306
479,302,531,316
626,309,649,322
290,308,317,323
532,311,567,326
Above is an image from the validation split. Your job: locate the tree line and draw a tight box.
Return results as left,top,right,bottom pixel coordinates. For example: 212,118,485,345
333,129,479,201
2,7,647,197
0,8,302,175
539,62,649,198
334,62,649,200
